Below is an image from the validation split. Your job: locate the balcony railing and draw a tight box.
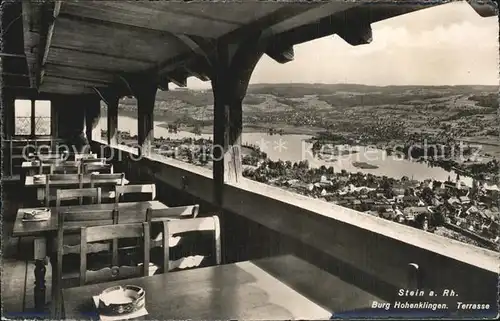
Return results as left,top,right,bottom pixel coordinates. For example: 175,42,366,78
91,138,498,314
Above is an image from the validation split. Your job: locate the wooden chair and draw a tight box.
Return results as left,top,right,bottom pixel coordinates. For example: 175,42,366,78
53,208,119,318
79,222,151,285
90,173,125,201
55,187,102,208
115,184,156,204
150,216,221,272
51,161,81,174
37,153,62,161
45,174,83,207
146,204,200,221
82,163,113,174
39,158,62,174
79,157,106,167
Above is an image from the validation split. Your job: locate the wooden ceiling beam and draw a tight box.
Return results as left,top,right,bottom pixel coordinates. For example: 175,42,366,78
46,46,154,72
57,11,176,39
266,45,294,64
60,1,239,37
336,24,372,46
38,84,93,95
166,70,188,87
50,45,156,64
44,74,112,86
38,1,62,87
127,2,244,26
158,77,170,91
184,66,210,82
21,0,42,88
151,6,312,78
46,62,126,75
0,53,26,58
41,1,61,66
41,76,111,89
44,64,117,83
1,72,30,77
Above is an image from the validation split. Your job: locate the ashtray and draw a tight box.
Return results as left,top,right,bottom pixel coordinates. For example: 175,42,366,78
23,208,51,221
33,175,45,181
98,285,145,316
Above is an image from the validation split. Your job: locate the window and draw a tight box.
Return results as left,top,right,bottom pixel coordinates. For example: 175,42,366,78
14,99,51,136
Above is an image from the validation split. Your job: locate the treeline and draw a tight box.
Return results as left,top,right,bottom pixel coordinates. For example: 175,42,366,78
317,93,443,107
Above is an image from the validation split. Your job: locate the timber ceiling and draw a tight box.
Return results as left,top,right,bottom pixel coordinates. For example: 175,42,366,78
1,0,497,98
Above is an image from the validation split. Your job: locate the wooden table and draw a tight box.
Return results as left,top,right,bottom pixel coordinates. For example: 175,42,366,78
62,255,346,320
13,201,167,311
25,175,129,201
21,161,49,176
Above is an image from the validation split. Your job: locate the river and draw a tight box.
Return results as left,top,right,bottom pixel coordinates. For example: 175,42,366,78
98,115,472,186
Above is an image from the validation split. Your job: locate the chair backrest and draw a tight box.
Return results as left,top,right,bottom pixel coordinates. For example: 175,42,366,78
82,163,113,174
38,153,62,161
54,208,119,314
153,216,221,272
75,153,98,161
146,204,199,221
45,174,83,206
57,208,119,256
90,173,125,187
80,157,106,165
51,161,81,174
115,184,156,204
39,158,63,174
56,187,102,208
79,222,150,285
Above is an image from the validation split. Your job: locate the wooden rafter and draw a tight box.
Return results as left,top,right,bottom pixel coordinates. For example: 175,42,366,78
39,1,61,86
150,5,314,78
336,23,372,46
0,53,26,58
50,45,156,64
266,45,294,64
21,0,42,88
41,1,60,65
166,70,188,87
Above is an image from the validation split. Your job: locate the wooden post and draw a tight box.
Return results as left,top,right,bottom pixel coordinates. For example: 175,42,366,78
50,100,58,151
107,95,119,146
211,40,264,206
31,99,36,137
84,96,101,145
1,91,14,176
132,81,157,157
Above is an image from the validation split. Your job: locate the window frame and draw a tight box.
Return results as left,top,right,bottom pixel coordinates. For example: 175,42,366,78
14,99,52,138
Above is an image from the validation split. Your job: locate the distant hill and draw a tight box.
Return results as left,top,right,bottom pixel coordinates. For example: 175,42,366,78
114,83,497,109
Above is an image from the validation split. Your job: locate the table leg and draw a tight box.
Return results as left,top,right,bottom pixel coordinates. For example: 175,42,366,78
34,259,47,310
34,237,47,312
37,188,44,202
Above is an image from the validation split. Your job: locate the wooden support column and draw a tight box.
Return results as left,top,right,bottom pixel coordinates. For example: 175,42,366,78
211,39,264,206
2,91,14,139
30,99,36,138
50,101,58,150
130,78,157,157
107,95,119,146
1,90,15,176
84,96,101,145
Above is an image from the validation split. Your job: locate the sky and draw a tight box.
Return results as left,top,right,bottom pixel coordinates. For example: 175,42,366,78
176,1,499,89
